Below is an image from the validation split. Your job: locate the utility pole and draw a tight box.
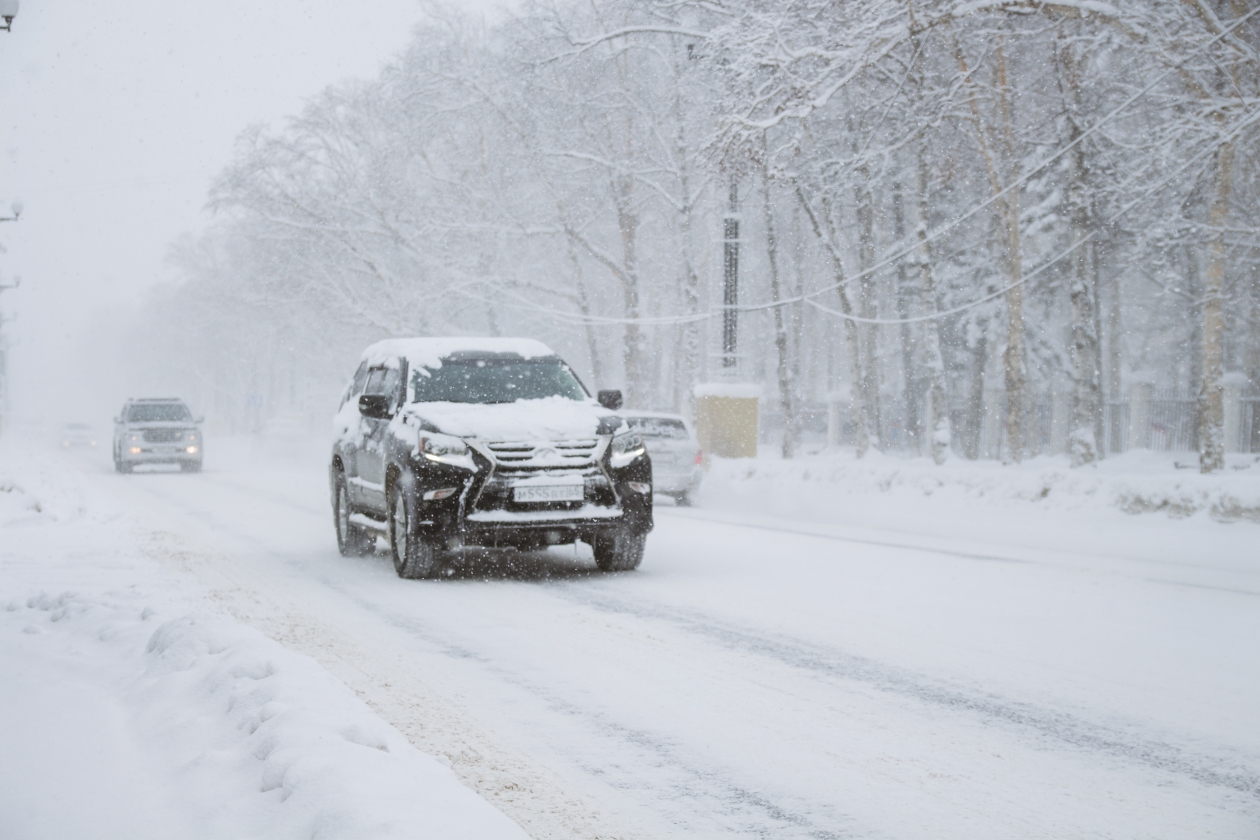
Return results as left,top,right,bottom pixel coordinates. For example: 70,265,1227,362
0,0,18,32
0,278,17,435
0,201,22,434
694,178,759,458
722,179,740,373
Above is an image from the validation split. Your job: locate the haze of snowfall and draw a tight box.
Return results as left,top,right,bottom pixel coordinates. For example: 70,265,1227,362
128,0,1260,473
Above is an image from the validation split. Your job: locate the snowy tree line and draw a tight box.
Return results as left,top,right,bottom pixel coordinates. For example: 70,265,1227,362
132,0,1260,472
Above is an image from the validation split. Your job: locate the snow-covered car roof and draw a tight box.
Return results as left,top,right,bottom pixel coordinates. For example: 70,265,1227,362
361,337,558,370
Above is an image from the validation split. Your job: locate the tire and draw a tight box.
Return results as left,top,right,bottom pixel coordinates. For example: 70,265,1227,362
115,457,132,474
674,491,692,507
593,525,646,572
334,476,375,557
180,461,202,473
389,483,441,579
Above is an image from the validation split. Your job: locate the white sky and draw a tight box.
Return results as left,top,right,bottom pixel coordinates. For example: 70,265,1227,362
0,0,509,423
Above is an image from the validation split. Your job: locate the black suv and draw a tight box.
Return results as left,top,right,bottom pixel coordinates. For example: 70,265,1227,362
329,338,653,578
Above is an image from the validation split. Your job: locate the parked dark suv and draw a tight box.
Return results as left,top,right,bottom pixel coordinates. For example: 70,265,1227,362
329,338,652,578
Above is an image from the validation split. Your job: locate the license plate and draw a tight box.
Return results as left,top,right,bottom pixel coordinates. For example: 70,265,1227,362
513,483,584,503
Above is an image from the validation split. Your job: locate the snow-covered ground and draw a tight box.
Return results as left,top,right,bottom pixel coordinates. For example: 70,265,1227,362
2,432,1258,838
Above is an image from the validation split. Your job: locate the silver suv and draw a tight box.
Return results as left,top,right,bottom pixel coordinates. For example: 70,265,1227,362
113,398,204,473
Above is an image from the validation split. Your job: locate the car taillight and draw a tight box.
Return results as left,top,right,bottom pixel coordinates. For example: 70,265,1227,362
695,450,703,465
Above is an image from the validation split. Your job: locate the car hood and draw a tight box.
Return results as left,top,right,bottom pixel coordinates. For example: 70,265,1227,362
402,397,620,441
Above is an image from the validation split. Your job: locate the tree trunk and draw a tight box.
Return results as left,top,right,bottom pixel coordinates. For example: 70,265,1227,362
565,234,604,385
1060,48,1102,467
953,33,1025,462
796,183,870,457
967,327,989,459
893,183,921,454
1199,140,1234,473
855,164,882,448
615,175,647,406
915,146,951,464
995,41,1026,463
761,156,797,458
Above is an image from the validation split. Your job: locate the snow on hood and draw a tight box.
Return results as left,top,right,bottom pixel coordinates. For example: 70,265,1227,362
362,337,556,371
401,396,618,441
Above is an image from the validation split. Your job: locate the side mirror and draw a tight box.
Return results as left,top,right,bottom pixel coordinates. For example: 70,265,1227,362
359,393,392,420
597,389,623,410
113,416,122,424
194,415,205,424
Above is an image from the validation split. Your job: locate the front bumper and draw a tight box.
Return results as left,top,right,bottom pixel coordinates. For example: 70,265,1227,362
650,467,702,495
119,444,202,464
401,446,653,551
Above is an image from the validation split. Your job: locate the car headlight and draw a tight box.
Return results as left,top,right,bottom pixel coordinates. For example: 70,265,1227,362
127,433,141,443
185,430,199,442
420,434,473,468
609,431,646,469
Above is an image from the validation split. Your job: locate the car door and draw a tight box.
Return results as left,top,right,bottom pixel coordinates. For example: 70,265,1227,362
338,362,370,491
355,365,401,514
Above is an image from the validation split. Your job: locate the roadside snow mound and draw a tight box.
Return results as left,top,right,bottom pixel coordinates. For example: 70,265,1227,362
0,476,43,522
702,450,1260,523
7,590,528,839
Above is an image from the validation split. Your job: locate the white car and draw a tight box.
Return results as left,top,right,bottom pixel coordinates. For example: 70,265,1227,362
620,411,702,505
60,422,97,448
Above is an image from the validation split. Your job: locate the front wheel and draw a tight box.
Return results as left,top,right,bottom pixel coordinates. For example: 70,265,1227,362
593,525,646,572
389,484,442,579
180,461,202,473
334,477,375,557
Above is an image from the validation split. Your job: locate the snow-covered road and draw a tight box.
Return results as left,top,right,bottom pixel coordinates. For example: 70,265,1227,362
7,439,1259,838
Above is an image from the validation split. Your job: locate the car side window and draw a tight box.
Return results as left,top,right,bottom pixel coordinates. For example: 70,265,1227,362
380,368,401,405
364,368,388,396
342,362,369,406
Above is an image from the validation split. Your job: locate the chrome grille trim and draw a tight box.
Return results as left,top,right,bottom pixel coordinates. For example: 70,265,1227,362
482,439,600,468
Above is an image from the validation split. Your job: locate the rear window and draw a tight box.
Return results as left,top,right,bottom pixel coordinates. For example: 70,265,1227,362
625,417,689,439
127,403,191,423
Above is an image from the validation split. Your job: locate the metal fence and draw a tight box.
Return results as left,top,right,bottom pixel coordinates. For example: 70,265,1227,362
772,388,1259,458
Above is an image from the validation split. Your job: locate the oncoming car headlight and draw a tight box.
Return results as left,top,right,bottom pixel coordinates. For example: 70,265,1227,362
420,434,473,468
609,431,646,469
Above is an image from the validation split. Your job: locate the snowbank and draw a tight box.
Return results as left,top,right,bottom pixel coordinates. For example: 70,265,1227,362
700,448,1260,524
0,452,529,839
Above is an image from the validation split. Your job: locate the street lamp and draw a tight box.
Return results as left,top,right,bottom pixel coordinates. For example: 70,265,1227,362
0,0,18,32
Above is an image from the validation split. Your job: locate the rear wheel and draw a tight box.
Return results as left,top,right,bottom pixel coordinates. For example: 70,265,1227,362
334,476,375,557
593,525,646,572
674,491,692,507
390,483,441,579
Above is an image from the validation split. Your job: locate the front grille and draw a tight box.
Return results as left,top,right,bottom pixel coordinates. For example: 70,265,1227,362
143,429,183,443
469,439,613,516
484,440,599,469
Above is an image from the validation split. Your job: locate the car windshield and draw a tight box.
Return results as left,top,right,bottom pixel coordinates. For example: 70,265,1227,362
127,404,191,422
625,417,689,439
410,358,587,404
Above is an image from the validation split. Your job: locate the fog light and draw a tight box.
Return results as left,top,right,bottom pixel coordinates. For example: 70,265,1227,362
627,482,651,494
422,487,458,501
129,447,142,454
186,446,199,453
